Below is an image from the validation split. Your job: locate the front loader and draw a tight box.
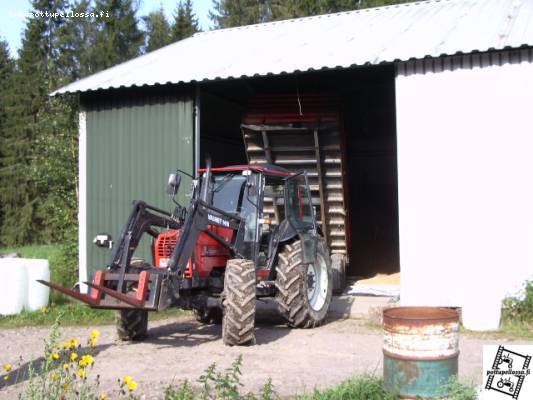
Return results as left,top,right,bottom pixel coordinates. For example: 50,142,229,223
40,162,333,346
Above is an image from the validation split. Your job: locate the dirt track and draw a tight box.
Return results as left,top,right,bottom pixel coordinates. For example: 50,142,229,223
1,300,532,399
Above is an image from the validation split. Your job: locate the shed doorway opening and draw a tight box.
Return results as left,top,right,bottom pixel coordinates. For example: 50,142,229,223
199,66,399,283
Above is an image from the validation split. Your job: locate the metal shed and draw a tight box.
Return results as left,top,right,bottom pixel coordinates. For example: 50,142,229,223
55,0,533,306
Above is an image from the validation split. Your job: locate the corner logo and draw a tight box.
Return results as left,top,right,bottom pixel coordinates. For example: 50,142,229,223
483,345,532,399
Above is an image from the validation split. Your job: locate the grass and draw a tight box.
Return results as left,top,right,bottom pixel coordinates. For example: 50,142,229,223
0,302,190,329
0,244,61,261
461,320,533,341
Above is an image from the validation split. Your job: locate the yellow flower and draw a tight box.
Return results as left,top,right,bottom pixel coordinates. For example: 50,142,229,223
79,355,95,367
76,368,86,378
40,306,48,314
70,353,78,361
100,394,109,399
127,379,138,392
69,339,79,349
123,375,133,384
63,363,70,370
3,375,8,381
90,329,100,339
50,353,60,361
88,337,98,347
2,364,12,372
62,383,70,390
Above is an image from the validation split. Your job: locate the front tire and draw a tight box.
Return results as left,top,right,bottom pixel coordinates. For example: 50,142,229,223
276,240,332,328
116,309,148,341
222,259,256,346
115,260,149,341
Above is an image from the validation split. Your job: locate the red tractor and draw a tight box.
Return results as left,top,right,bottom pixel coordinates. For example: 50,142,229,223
41,163,333,346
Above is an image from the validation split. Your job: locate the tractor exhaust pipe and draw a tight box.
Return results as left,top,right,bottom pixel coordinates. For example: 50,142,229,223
200,156,212,202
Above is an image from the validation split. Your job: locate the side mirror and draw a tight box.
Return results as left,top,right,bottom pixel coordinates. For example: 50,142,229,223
167,173,181,196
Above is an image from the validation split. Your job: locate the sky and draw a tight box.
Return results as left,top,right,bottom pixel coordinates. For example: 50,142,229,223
0,0,213,57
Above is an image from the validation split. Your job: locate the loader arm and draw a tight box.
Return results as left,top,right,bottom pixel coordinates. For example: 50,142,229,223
109,200,181,293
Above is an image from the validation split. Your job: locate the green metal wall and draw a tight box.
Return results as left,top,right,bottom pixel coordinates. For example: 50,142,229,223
84,88,193,278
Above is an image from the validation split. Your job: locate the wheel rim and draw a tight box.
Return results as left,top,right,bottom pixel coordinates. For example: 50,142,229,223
306,254,328,311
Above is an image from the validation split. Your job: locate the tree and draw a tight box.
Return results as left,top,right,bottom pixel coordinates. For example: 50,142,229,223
55,0,97,79
172,0,200,41
91,0,144,71
144,7,172,52
216,0,417,26
209,0,270,29
0,40,14,235
0,0,70,245
0,40,13,143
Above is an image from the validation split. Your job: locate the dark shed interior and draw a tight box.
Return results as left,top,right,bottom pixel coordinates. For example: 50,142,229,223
200,66,399,278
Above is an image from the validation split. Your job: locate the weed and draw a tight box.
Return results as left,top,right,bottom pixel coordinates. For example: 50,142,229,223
437,377,478,400
296,375,396,400
165,355,279,400
21,312,101,400
165,380,195,400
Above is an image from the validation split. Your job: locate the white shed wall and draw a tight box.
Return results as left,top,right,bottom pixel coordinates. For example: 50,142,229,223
396,50,533,308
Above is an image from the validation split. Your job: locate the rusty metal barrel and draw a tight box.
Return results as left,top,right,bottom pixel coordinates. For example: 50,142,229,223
383,307,460,398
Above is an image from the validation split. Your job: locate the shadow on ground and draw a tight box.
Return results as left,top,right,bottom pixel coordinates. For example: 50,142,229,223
143,300,292,347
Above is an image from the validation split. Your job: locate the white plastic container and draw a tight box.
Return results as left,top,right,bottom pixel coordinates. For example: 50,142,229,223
0,258,28,315
25,259,50,311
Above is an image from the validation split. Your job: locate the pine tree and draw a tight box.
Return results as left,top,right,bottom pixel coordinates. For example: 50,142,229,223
144,7,172,52
209,0,270,29
92,0,144,71
171,0,200,41
270,0,325,19
56,0,97,79
0,0,70,245
252,0,417,23
0,40,15,238
0,40,13,142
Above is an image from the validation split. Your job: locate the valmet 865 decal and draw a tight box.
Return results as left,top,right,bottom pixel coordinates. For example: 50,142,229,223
207,213,230,227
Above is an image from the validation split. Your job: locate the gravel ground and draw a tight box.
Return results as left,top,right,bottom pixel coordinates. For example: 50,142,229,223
0,300,531,399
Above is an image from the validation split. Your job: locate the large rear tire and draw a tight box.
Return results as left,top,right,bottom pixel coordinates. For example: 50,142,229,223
116,309,148,341
222,259,256,346
276,240,332,328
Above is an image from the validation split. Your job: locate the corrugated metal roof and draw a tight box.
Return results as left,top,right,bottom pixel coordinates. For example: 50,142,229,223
53,0,533,95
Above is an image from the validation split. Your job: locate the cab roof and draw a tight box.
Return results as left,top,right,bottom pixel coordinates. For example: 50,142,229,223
198,164,293,177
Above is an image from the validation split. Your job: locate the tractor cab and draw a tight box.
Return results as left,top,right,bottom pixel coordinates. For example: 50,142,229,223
194,164,316,272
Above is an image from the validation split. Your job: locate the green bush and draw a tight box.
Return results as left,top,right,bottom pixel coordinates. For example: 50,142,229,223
50,239,79,290
502,279,533,324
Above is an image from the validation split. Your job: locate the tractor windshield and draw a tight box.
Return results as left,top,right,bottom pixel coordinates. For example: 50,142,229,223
211,174,259,243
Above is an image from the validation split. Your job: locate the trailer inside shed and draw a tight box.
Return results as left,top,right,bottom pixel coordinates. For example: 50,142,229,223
199,66,399,279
